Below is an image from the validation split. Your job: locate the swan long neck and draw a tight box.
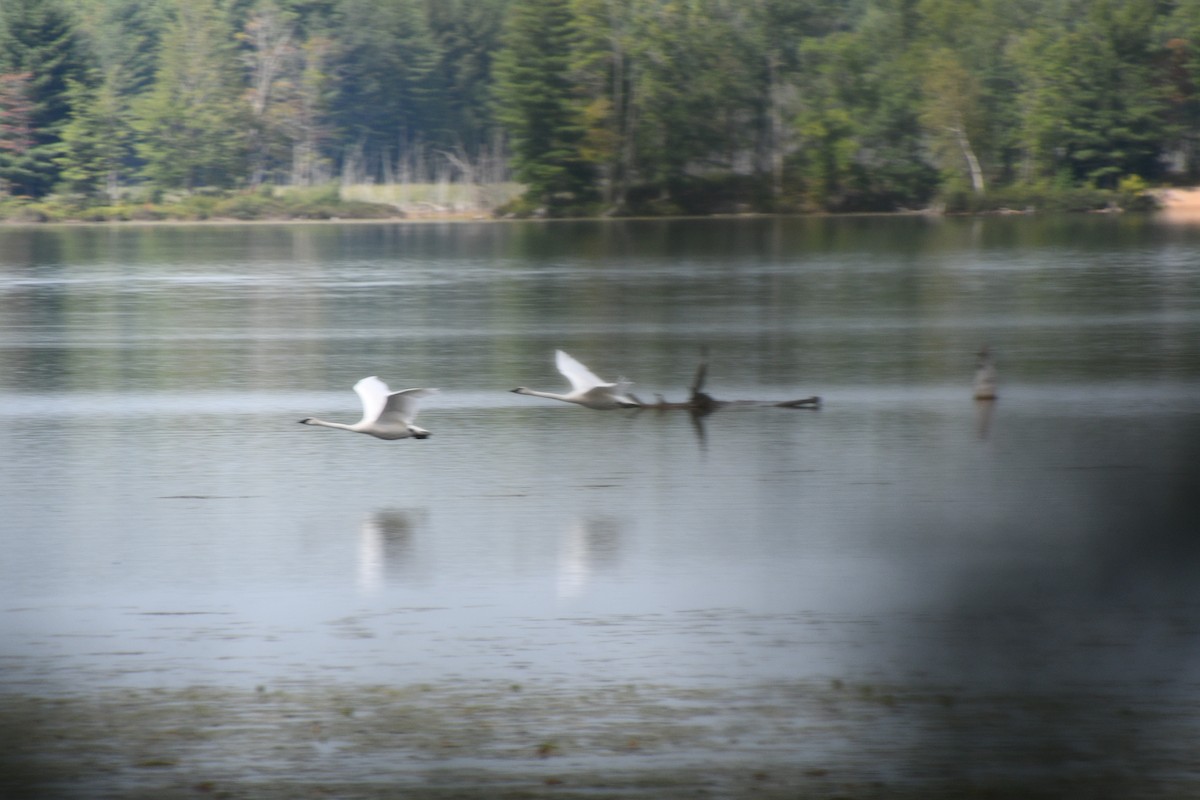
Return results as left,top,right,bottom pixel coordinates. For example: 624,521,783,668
514,388,571,402
301,417,358,431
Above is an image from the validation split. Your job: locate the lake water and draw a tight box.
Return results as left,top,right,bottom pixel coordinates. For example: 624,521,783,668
1,215,1199,797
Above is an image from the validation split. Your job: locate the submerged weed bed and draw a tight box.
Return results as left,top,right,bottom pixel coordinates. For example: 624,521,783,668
1,678,1195,798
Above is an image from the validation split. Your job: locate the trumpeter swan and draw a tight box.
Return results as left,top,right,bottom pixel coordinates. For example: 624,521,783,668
300,377,438,439
512,350,641,410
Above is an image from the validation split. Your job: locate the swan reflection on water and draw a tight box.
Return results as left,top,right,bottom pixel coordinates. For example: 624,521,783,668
557,515,624,598
357,508,427,591
975,398,996,440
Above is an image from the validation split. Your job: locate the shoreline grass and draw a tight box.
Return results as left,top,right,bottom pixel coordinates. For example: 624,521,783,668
0,180,1163,224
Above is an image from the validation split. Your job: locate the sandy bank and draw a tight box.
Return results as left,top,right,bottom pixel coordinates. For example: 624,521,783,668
1153,187,1200,220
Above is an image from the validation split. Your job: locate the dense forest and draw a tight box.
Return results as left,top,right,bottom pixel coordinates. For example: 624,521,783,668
1,0,1199,218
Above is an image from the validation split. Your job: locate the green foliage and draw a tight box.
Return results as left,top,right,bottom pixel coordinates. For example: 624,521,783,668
623,174,774,217
131,0,247,190
629,1,756,187
939,183,1117,214
329,0,441,167
55,71,133,198
1116,174,1159,211
0,72,35,157
919,49,986,192
80,0,168,97
424,0,507,156
6,0,1200,217
0,0,97,196
493,0,595,211
790,18,939,213
1013,0,1169,189
0,184,399,221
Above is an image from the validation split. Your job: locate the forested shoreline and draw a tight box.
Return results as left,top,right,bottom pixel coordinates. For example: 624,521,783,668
0,0,1197,221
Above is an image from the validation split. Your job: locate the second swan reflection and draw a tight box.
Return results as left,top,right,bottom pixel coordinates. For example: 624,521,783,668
557,515,624,598
358,508,427,592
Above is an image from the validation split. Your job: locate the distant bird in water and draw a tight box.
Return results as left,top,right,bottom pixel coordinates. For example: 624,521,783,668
512,350,641,409
300,377,438,439
973,346,998,400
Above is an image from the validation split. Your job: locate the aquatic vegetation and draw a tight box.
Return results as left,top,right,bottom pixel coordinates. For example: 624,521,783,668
1,678,1191,798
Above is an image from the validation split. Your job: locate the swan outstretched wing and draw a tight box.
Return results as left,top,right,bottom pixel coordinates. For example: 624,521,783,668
379,388,438,424
353,376,392,423
555,350,609,393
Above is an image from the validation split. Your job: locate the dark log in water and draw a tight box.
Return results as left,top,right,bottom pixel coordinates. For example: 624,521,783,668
629,352,821,415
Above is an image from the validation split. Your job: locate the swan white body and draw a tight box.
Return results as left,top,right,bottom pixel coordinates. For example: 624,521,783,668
300,377,438,439
512,350,640,410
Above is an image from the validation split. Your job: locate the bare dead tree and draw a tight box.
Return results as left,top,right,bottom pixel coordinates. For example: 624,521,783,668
436,147,478,210
340,140,365,188
240,1,296,186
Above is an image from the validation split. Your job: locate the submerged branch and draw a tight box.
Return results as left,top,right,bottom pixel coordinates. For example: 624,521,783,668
629,352,821,415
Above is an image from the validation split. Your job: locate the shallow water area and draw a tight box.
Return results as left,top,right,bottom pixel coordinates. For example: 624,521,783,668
2,216,1199,796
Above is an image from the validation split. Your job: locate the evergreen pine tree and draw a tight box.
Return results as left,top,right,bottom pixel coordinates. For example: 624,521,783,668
0,71,38,195
493,0,595,212
425,0,507,159
1015,0,1168,187
131,0,247,190
330,0,441,180
101,0,168,99
55,70,132,199
0,0,96,196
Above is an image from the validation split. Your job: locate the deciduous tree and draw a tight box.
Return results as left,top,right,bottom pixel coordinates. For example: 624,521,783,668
920,48,986,193
239,0,299,185
1014,0,1168,187
132,0,247,190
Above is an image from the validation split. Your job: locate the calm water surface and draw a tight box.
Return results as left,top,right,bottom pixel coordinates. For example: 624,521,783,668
1,216,1199,794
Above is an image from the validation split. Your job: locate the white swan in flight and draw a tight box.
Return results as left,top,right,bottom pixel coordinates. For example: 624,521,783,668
512,350,641,410
300,377,438,439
